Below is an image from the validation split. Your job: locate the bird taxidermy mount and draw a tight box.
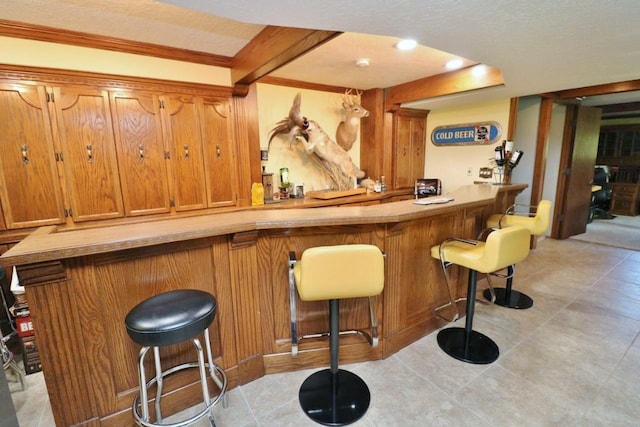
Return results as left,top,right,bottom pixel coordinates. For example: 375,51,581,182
268,93,366,191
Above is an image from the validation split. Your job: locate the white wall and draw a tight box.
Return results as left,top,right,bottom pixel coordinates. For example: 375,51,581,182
0,36,230,86
510,96,542,205
424,98,511,194
257,84,361,192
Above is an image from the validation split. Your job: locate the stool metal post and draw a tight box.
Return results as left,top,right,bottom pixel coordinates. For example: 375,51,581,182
437,269,499,364
298,298,371,426
204,328,228,408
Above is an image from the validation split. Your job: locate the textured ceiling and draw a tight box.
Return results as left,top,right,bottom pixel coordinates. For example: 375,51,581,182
2,0,640,110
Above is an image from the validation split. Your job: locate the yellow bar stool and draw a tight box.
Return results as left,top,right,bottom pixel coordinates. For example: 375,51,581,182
431,226,530,364
290,244,384,426
482,200,551,309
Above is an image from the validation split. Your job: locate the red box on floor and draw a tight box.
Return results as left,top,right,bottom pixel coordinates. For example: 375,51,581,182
15,315,34,337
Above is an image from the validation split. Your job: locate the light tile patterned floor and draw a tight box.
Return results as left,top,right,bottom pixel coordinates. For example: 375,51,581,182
6,237,640,426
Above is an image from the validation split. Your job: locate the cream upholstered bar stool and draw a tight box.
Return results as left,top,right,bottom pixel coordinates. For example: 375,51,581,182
125,289,227,427
482,200,551,309
431,226,530,364
290,244,384,426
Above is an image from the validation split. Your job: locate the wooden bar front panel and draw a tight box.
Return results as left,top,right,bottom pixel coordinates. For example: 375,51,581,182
7,185,526,426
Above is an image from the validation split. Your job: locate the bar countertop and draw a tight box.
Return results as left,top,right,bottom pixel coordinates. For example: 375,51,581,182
0,184,526,267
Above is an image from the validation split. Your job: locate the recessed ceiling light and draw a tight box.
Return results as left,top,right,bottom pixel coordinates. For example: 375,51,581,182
445,59,464,70
395,39,417,51
471,64,488,77
355,58,370,67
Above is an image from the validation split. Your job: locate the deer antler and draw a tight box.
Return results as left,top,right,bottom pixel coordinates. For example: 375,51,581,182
336,88,368,151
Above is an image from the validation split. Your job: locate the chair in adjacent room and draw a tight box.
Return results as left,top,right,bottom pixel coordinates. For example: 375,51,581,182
125,289,227,427
289,244,384,426
431,226,530,364
482,200,551,309
590,166,614,220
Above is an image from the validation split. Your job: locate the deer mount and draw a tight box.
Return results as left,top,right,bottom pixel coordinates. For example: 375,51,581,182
268,91,368,191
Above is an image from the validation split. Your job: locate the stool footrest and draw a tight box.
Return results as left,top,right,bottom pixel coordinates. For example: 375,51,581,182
133,362,227,427
299,368,370,426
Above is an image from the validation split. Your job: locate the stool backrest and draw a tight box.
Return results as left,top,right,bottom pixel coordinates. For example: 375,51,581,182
295,244,384,301
529,200,551,236
479,226,531,273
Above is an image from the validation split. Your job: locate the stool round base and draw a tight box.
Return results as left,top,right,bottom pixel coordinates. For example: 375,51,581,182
437,328,499,364
299,368,370,426
483,288,533,309
133,362,227,427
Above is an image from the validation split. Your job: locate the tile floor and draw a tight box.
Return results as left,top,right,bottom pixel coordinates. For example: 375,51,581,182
6,237,640,426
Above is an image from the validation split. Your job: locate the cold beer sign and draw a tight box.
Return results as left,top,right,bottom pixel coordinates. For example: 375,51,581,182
431,121,502,146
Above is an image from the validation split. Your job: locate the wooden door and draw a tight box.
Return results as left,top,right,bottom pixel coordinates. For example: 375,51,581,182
201,98,237,207
161,95,208,211
51,86,124,222
0,83,65,228
556,106,602,239
393,109,427,189
110,91,171,216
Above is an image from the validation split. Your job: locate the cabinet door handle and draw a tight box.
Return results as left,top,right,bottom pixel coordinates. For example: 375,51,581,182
86,145,94,163
20,145,29,165
216,144,221,159
184,145,190,160
138,145,144,162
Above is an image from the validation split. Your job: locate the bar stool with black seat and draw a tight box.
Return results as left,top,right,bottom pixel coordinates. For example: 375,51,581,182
290,244,384,426
431,226,530,364
125,289,227,427
482,200,551,309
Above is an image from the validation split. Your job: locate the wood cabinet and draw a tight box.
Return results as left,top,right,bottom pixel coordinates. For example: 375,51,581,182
111,91,236,216
610,183,639,216
201,98,236,207
597,125,640,164
393,108,428,190
0,71,237,231
110,91,172,216
51,86,124,222
0,83,66,229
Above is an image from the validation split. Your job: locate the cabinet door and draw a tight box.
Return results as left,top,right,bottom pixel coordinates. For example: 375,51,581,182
0,83,65,228
393,110,427,190
52,86,124,222
201,98,236,207
110,91,171,216
161,95,207,211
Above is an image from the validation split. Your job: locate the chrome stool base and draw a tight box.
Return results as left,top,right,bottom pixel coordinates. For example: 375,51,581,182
299,368,370,426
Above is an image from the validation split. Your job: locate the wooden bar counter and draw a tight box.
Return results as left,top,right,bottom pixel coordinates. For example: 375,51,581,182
1,184,525,426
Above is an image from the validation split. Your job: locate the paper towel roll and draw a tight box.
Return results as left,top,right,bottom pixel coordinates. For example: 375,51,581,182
10,268,24,295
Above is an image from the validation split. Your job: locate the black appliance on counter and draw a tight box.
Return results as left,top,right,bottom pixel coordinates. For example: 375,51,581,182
415,178,442,199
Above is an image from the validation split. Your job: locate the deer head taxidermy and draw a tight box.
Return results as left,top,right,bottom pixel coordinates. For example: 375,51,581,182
335,89,369,151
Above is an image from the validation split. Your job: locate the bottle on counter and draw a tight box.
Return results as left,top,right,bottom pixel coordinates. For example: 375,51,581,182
381,176,387,193
374,179,382,193
279,167,290,189
251,182,264,206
